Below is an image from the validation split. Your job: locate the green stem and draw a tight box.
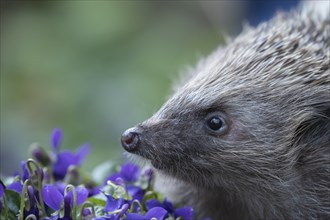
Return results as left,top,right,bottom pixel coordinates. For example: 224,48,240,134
24,214,37,220
46,167,54,184
26,159,46,217
18,179,32,220
129,199,143,213
65,184,77,219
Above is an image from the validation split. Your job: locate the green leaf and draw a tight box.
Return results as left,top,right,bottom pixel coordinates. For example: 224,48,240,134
0,190,21,220
87,197,106,207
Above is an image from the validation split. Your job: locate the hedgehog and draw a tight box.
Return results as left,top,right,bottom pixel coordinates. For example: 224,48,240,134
121,2,330,220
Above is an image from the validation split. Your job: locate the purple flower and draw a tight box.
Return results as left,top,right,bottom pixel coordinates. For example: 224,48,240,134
42,184,88,211
0,182,4,198
0,182,4,213
127,186,144,202
146,198,174,213
126,207,168,220
50,128,91,180
120,163,140,182
21,161,30,181
106,163,140,184
31,144,51,166
51,128,62,152
104,194,124,214
144,168,153,187
82,208,92,217
146,198,193,220
67,186,89,206
174,207,194,220
94,203,129,220
42,185,63,210
61,194,72,220
102,194,129,220
53,144,91,180
7,181,23,195
23,186,39,219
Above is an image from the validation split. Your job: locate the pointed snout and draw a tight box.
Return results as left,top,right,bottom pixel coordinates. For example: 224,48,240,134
121,127,141,152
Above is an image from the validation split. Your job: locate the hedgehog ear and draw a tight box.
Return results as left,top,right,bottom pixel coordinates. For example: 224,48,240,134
295,104,330,164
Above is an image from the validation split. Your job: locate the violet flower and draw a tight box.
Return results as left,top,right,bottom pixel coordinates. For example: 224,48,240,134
105,163,140,184
146,198,194,220
23,185,39,219
126,207,168,220
94,194,129,220
51,128,62,150
21,161,30,181
42,184,88,212
7,181,23,195
50,128,91,180
94,203,129,220
0,182,4,198
146,198,174,213
127,185,144,202
174,207,195,220
0,181,4,212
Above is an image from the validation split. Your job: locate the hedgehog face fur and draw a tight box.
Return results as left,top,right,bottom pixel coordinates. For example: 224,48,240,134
121,4,330,220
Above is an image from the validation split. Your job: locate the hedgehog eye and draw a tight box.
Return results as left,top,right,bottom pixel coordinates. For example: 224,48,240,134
208,117,223,130
205,114,228,134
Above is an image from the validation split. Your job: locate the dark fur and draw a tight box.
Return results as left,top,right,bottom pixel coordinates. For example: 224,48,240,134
124,4,330,220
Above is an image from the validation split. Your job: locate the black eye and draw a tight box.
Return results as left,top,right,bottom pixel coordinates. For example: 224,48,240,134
207,116,224,131
205,113,229,135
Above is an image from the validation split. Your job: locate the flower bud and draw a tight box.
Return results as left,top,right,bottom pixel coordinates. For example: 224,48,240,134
64,165,80,185
63,194,72,219
27,185,35,209
82,208,92,217
30,143,51,166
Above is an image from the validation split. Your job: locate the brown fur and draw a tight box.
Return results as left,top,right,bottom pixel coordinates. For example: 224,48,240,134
123,3,330,219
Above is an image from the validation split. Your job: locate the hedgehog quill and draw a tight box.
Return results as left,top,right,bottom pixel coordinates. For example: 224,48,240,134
121,3,330,220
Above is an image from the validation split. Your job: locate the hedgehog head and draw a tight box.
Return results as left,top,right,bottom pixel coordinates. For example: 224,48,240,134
121,9,330,193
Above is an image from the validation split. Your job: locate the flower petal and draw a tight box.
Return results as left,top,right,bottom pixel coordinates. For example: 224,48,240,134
163,198,174,213
82,208,92,217
125,213,145,220
75,143,91,165
7,181,23,195
66,186,89,206
105,173,121,185
51,128,62,152
119,163,140,182
53,151,76,180
21,161,29,181
127,186,144,202
0,183,4,198
55,181,66,195
104,194,122,213
174,207,194,220
63,194,72,218
42,184,64,210
145,207,168,220
145,199,162,211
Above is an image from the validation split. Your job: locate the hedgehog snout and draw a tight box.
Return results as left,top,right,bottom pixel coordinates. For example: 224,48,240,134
121,127,141,152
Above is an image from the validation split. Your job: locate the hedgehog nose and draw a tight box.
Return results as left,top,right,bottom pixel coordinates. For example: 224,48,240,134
121,128,140,152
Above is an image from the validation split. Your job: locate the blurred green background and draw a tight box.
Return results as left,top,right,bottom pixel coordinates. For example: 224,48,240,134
0,1,230,175
1,1,298,175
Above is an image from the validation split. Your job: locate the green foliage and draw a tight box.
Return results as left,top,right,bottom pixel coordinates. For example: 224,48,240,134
0,190,21,220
